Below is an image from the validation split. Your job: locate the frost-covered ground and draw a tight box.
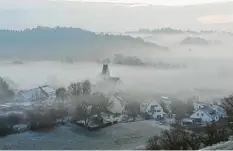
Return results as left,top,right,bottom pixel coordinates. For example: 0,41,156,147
0,120,169,150
201,137,233,150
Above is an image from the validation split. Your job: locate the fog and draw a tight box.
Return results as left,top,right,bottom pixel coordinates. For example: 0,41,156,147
1,40,233,102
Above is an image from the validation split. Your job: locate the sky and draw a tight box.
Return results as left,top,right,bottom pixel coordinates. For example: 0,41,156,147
0,0,233,32
1,0,233,7
52,0,233,6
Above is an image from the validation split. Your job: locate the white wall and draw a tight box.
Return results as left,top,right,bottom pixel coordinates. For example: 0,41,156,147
146,100,164,119
190,110,213,123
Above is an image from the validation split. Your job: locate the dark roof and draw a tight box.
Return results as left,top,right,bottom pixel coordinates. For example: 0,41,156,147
102,64,109,75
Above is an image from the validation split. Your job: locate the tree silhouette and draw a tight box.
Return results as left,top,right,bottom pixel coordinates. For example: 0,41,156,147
82,80,91,95
56,87,67,103
171,99,187,122
125,101,140,121
0,77,14,100
68,82,83,96
221,95,233,130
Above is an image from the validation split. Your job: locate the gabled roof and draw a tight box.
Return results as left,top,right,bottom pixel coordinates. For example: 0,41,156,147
40,85,55,94
199,106,217,120
212,105,226,113
141,100,162,111
17,85,55,101
19,87,47,100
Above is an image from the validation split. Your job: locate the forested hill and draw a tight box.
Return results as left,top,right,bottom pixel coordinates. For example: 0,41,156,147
0,27,163,60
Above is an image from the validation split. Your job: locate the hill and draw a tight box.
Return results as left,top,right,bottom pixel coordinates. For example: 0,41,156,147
180,37,222,45
126,28,233,35
180,37,209,45
0,27,163,60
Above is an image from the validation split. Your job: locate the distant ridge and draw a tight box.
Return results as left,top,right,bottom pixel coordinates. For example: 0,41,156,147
0,26,166,60
126,28,233,35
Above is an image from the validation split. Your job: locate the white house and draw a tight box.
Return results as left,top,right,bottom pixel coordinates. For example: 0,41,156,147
211,105,227,119
140,100,164,120
190,106,219,123
160,96,172,113
14,85,56,102
40,85,56,99
193,101,212,112
106,95,125,115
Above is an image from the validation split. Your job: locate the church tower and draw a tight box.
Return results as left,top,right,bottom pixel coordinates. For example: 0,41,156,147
102,64,110,80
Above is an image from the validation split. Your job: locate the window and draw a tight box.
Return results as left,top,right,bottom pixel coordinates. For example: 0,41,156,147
201,113,204,116
157,110,161,112
197,113,199,116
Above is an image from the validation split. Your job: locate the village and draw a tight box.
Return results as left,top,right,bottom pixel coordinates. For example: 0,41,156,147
0,64,228,136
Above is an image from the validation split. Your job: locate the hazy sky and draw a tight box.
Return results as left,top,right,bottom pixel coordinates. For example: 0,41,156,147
1,0,233,32
58,0,233,6
1,0,233,7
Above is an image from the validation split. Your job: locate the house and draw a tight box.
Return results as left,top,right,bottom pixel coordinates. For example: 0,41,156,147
160,96,172,114
190,106,219,123
193,100,227,119
211,105,227,119
140,100,164,120
193,101,212,112
39,85,56,99
106,95,125,115
14,85,55,102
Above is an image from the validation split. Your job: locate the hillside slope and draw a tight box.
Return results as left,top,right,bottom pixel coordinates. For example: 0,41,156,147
0,27,163,60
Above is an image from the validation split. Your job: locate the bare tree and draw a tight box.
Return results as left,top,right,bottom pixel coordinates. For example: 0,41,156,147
56,103,68,124
90,93,108,117
201,122,227,146
75,101,92,126
125,101,140,121
56,87,67,103
171,99,187,123
0,77,14,100
68,82,83,96
221,95,233,130
82,80,91,95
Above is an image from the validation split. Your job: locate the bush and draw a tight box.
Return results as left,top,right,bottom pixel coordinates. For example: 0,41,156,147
146,129,203,150
0,113,23,136
26,108,58,130
0,118,12,136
